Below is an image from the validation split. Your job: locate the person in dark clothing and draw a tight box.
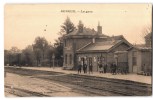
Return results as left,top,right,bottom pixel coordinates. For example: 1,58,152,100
89,64,93,74
111,63,114,74
83,64,85,73
85,64,87,73
78,64,82,74
112,63,117,75
99,63,102,73
104,64,107,73
83,64,87,74
122,66,128,74
101,64,104,73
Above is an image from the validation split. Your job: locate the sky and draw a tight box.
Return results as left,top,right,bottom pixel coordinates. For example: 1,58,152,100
4,4,152,50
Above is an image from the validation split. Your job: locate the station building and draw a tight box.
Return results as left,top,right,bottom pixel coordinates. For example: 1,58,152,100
63,21,152,74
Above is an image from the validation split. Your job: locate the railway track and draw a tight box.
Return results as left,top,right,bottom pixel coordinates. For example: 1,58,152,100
38,74,151,96
72,74,152,92
5,67,152,96
5,67,59,76
5,85,49,97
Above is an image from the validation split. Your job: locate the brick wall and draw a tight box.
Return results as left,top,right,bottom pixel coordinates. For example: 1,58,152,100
63,37,92,69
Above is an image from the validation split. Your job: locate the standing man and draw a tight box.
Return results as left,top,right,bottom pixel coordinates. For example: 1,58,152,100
83,64,86,73
89,63,93,74
104,63,107,73
113,63,117,75
101,64,104,73
83,64,85,73
111,63,115,75
78,63,82,74
99,63,102,73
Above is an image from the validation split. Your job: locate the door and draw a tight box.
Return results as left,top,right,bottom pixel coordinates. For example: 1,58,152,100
133,66,137,73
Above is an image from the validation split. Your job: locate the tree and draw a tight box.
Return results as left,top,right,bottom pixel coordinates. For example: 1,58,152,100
46,44,54,67
33,37,49,66
9,46,20,54
4,50,10,66
141,26,152,47
54,40,63,66
33,48,42,66
53,17,76,66
61,16,75,34
22,45,34,66
7,47,21,66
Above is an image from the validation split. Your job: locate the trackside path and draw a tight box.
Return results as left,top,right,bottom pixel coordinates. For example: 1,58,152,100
22,66,152,84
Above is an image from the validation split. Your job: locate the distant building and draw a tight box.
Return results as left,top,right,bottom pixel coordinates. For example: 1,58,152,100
127,46,152,74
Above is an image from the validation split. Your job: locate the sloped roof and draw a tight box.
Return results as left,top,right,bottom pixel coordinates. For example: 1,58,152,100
127,44,152,51
65,27,107,37
135,45,151,50
77,35,133,53
77,40,122,53
65,27,95,36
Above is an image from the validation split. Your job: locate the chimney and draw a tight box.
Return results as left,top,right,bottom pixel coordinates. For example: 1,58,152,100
78,20,84,33
97,21,102,34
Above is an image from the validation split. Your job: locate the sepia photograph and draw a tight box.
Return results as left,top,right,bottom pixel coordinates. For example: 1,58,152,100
4,4,152,97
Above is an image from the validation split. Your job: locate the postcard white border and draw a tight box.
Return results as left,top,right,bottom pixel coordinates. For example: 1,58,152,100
0,0,152,100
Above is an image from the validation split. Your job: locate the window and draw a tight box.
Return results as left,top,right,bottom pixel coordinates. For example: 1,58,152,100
132,51,137,66
65,54,67,64
97,56,105,64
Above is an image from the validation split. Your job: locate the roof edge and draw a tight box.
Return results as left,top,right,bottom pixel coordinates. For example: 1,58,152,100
76,42,92,52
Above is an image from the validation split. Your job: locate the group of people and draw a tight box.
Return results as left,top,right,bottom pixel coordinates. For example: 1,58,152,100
99,62,127,75
78,62,128,75
110,63,117,75
98,63,107,73
78,63,93,74
107,63,128,75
